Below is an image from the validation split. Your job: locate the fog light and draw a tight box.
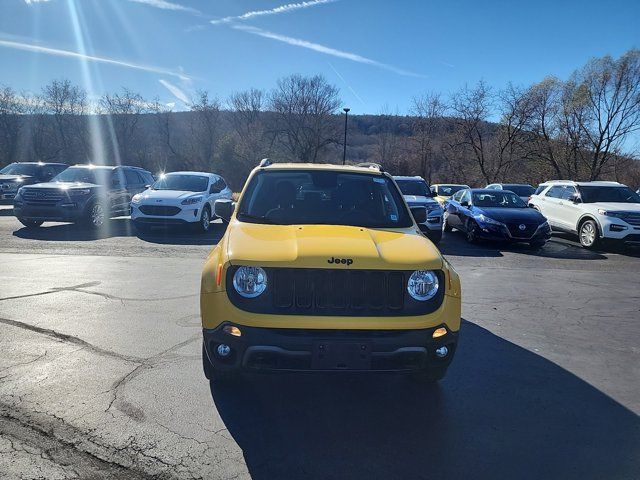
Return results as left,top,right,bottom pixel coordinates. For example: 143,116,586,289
223,325,242,337
216,344,231,357
432,327,447,339
435,346,449,358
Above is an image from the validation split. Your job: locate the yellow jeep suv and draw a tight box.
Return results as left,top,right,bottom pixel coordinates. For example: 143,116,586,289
200,161,461,382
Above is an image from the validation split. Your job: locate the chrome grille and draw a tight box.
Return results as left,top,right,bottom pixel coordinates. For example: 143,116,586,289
22,189,64,205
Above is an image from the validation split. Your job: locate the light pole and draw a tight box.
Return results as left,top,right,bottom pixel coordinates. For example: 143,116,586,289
342,107,350,165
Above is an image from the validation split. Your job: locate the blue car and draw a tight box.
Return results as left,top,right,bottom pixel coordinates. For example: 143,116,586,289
444,188,551,247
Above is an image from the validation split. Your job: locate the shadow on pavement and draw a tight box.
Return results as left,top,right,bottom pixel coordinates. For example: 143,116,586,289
12,218,226,246
440,231,608,260
211,321,639,480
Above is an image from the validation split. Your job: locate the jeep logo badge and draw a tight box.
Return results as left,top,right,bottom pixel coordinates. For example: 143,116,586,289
519,224,526,231
328,257,353,265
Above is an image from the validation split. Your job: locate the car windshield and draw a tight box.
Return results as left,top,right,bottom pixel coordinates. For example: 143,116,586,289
395,179,430,197
472,191,527,208
579,186,640,203
153,175,208,192
503,185,535,196
0,163,40,176
438,185,468,196
52,167,111,185
237,170,413,228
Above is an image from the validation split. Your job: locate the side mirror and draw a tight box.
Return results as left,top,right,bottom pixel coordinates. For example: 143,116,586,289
428,190,436,198
410,206,427,224
214,199,235,222
144,184,151,189
460,200,470,208
568,194,581,203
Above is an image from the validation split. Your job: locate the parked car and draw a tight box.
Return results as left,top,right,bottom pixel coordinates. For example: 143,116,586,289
13,164,153,228
430,184,470,206
0,162,68,204
201,160,461,383
529,180,640,249
393,175,443,244
444,188,551,247
131,171,232,233
485,183,536,203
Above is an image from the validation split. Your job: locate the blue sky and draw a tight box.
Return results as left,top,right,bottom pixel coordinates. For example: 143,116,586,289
0,0,639,114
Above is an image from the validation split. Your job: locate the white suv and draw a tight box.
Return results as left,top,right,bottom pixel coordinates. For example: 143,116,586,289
131,171,232,233
529,180,640,248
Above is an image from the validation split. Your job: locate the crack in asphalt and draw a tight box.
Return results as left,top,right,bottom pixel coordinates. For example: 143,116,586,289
0,281,198,304
0,317,145,364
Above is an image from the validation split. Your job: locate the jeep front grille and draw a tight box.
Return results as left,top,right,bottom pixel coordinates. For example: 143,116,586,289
226,266,445,317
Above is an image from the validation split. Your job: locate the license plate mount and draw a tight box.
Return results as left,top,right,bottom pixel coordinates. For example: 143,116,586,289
311,341,372,370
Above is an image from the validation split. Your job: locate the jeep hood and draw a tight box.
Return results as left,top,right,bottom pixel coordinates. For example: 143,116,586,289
225,222,443,270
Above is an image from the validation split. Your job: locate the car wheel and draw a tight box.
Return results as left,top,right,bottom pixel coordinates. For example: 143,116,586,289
85,202,108,228
443,215,453,232
199,205,211,233
17,218,44,229
465,220,479,243
579,219,599,249
202,343,233,382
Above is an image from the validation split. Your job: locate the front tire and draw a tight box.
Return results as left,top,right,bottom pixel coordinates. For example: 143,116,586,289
17,218,43,229
465,220,479,243
579,219,599,249
85,201,108,229
199,205,212,233
443,215,453,232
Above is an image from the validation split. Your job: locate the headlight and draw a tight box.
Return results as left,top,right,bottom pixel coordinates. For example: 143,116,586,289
598,209,626,218
407,270,439,301
476,214,502,226
131,194,142,204
68,189,91,196
233,266,267,298
181,196,203,205
16,187,24,196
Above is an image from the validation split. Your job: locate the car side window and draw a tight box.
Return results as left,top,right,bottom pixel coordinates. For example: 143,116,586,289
461,191,471,204
112,170,125,188
452,190,463,202
546,186,565,198
560,186,577,200
124,169,142,186
210,176,228,194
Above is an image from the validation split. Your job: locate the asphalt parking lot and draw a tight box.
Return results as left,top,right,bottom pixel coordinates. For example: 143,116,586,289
0,205,639,480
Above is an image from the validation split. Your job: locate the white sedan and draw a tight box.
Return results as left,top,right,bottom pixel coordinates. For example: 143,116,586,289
130,171,232,233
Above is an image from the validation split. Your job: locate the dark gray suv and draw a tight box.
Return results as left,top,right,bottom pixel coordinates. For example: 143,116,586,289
0,162,69,204
13,164,154,228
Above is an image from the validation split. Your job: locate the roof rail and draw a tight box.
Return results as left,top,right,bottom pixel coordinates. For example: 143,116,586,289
356,162,384,172
259,158,272,167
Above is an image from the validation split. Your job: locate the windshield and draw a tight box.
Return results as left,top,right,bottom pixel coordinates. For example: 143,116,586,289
437,185,468,196
237,170,413,228
52,167,111,185
0,163,40,176
579,186,640,204
503,185,535,196
472,191,527,208
395,179,430,197
153,175,208,192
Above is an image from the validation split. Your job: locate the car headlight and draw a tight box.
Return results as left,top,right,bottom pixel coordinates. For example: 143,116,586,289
181,196,203,205
68,189,91,196
16,187,24,197
131,194,142,204
407,270,439,301
598,209,626,218
233,266,267,298
476,214,502,226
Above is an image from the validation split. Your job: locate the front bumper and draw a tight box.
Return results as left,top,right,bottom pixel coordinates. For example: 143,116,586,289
13,202,86,222
599,217,640,243
131,203,201,225
476,222,551,243
203,323,458,373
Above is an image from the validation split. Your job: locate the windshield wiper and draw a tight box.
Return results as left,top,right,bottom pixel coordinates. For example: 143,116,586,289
237,213,279,225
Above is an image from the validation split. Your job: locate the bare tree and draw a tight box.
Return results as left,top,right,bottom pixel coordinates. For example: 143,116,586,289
0,86,26,163
187,91,221,169
449,80,494,183
410,93,446,182
227,88,272,164
269,74,341,162
100,88,149,164
567,49,640,180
